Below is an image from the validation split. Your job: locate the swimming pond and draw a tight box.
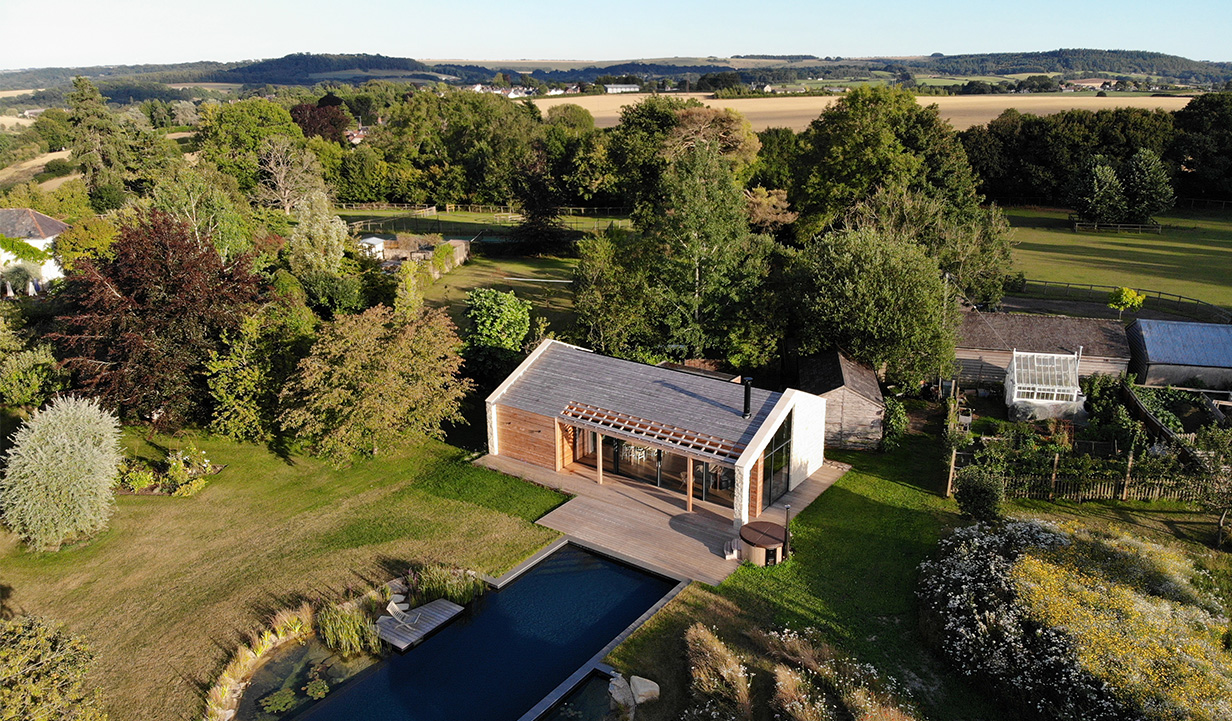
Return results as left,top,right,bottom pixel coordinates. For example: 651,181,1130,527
295,544,676,721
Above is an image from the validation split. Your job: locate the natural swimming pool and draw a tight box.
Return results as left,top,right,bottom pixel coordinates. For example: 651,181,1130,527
295,543,677,721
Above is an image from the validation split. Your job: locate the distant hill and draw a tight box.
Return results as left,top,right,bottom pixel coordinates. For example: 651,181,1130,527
2,49,1229,93
890,49,1232,83
212,53,430,84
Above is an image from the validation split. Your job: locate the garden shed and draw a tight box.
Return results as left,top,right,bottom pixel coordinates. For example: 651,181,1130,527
796,351,884,450
956,312,1130,385
1004,350,1085,421
1127,320,1232,388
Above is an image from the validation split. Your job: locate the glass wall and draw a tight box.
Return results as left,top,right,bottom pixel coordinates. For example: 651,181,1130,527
575,430,732,508
762,411,793,511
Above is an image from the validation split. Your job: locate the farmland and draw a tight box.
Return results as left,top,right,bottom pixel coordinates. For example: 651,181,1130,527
534,91,1193,131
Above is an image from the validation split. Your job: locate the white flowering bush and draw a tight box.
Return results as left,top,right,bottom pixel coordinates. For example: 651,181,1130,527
918,520,1232,721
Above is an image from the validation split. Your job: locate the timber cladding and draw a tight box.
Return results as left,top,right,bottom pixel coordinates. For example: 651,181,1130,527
494,405,558,469
748,455,765,520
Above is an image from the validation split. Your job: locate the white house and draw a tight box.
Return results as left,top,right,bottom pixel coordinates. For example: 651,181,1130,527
0,208,70,286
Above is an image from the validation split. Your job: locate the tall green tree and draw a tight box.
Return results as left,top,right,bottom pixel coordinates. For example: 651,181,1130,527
793,86,981,233
0,616,109,721
1171,91,1232,199
1073,161,1128,224
278,306,471,465
0,396,122,551
792,227,958,386
66,77,128,193
1121,148,1174,222
150,161,254,259
197,98,304,191
844,185,1014,304
284,190,348,279
632,143,772,360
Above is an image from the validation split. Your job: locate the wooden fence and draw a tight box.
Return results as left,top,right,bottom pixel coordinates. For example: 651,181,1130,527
441,204,629,216
335,203,437,214
1070,217,1162,234
1176,197,1232,211
1010,278,1232,324
347,214,632,236
1003,473,1206,503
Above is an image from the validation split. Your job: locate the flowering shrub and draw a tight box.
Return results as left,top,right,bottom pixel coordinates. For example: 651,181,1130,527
685,623,752,719
918,520,1232,721
113,443,217,496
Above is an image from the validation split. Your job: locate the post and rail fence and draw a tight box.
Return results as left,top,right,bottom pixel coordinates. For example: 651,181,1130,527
1008,278,1232,324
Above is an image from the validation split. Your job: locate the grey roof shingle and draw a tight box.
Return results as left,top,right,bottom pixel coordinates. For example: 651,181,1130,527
496,342,782,450
959,312,1130,360
1129,320,1232,368
797,350,884,405
0,208,69,239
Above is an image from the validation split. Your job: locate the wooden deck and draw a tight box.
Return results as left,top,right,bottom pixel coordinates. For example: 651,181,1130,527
475,455,848,586
375,598,465,651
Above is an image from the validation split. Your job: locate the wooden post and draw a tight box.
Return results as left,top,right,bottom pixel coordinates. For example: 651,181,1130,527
1050,452,1059,500
1122,451,1134,502
686,457,694,512
596,433,604,485
945,448,957,497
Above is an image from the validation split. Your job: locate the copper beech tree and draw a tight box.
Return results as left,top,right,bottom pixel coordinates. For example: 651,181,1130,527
52,209,260,429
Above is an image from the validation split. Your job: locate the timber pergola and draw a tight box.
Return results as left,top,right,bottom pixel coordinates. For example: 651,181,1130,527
558,401,746,511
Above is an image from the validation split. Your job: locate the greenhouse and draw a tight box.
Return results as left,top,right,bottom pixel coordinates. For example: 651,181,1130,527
1004,350,1085,420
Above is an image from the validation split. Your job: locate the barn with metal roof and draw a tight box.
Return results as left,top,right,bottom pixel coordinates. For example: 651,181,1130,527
1127,320,1232,387
486,340,827,528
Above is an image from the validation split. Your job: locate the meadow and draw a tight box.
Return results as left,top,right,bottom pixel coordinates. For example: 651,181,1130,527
533,91,1193,131
1007,208,1232,307
0,435,564,721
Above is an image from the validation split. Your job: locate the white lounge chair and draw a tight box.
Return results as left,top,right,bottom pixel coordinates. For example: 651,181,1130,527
386,601,421,629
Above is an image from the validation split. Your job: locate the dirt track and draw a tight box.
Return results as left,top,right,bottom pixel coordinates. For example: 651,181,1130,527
533,92,1193,131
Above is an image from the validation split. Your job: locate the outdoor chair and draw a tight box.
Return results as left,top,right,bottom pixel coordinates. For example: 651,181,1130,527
386,601,421,629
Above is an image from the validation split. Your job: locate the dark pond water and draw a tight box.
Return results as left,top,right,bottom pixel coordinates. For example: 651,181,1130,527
294,544,674,721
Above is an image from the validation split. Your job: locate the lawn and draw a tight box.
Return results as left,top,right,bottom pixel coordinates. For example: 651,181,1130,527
608,415,1232,720
1008,208,1232,307
424,253,579,331
0,434,564,721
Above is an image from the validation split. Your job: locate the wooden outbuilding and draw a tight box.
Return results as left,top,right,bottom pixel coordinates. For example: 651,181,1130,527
956,312,1130,385
1127,320,1232,387
486,340,828,529
796,351,884,450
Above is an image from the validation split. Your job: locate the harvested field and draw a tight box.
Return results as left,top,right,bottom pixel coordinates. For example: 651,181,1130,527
0,89,39,98
167,82,243,92
0,115,37,128
0,149,70,187
533,92,1193,131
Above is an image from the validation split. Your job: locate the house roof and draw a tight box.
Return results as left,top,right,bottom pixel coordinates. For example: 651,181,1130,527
492,341,782,464
796,350,883,405
0,208,70,240
1128,320,1232,368
959,312,1130,360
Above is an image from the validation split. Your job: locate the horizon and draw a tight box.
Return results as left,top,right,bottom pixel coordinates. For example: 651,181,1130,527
2,0,1229,71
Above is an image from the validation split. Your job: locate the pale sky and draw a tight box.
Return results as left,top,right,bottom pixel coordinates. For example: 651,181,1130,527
2,0,1229,71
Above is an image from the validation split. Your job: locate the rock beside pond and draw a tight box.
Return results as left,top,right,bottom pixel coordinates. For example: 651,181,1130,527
630,676,659,704
608,672,635,720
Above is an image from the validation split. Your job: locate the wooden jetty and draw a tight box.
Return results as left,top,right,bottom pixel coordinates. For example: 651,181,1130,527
376,598,465,651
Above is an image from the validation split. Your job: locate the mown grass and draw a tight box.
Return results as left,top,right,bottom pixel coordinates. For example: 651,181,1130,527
0,434,564,721
1008,208,1232,307
423,253,578,331
609,417,1232,720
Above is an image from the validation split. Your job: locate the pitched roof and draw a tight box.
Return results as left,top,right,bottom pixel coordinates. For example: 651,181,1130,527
796,350,883,405
1128,320,1232,368
493,341,782,463
958,312,1130,360
0,208,70,240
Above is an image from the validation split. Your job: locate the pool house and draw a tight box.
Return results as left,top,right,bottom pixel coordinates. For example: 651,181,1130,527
485,340,828,530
